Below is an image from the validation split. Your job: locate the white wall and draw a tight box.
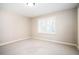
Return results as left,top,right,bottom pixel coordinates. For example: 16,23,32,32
32,8,77,44
0,10,32,44
0,8,77,47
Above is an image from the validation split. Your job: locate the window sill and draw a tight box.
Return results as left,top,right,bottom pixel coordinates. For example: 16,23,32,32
38,32,56,35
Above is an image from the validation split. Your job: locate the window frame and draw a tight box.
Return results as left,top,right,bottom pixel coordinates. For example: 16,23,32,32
37,17,56,34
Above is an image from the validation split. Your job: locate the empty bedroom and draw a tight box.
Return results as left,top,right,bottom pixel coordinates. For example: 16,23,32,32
0,3,79,55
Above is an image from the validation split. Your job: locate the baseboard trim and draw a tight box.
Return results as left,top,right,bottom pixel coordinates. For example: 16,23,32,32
0,37,77,48
33,37,77,47
0,37,31,46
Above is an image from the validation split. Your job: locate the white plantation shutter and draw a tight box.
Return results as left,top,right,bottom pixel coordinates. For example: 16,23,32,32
38,17,56,34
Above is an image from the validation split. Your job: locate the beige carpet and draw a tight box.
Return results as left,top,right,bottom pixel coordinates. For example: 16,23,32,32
0,39,79,55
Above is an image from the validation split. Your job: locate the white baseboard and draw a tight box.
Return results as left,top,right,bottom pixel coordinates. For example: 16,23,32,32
0,37,32,46
33,37,77,47
0,37,77,48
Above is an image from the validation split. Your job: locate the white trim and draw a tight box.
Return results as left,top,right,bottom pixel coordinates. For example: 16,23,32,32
38,32,56,35
0,37,32,46
33,37,77,47
0,37,77,48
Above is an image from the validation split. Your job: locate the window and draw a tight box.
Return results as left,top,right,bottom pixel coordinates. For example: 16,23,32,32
38,17,56,34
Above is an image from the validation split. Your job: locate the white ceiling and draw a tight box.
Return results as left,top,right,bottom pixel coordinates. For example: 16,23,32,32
0,3,78,18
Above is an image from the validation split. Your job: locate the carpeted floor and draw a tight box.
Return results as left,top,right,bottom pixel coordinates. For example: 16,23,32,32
0,39,79,55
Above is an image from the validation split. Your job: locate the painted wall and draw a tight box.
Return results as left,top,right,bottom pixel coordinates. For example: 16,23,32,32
32,8,77,44
0,10,32,44
0,8,77,47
